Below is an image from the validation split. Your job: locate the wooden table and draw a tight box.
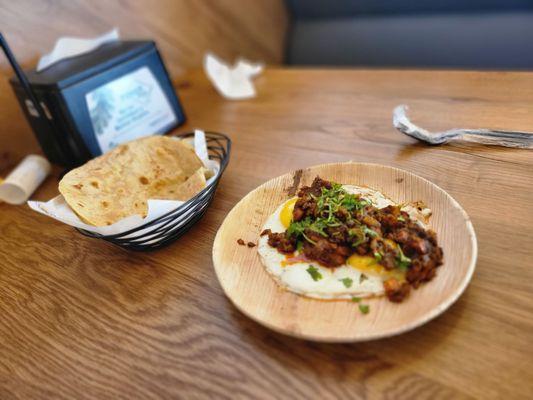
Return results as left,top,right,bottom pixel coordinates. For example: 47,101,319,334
1,69,532,399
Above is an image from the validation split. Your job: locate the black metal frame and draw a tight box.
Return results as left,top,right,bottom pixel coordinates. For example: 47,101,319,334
77,131,231,251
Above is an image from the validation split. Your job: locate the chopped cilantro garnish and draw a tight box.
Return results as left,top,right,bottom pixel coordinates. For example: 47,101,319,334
396,246,411,271
339,277,353,288
296,240,304,252
307,219,328,236
306,265,323,281
351,237,365,247
362,225,378,238
286,218,308,238
397,216,406,222
353,297,371,314
341,194,365,212
374,251,383,262
348,227,366,247
348,224,380,248
287,217,328,244
302,232,317,245
358,304,370,314
312,185,368,228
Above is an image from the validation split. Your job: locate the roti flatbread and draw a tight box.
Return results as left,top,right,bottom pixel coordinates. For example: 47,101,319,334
152,167,208,201
59,135,205,226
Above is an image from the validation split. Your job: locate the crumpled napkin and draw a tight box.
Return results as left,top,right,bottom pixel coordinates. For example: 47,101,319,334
37,28,119,71
203,52,263,100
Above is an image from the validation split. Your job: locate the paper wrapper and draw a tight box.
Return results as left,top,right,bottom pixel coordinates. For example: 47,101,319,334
0,155,51,205
28,131,219,236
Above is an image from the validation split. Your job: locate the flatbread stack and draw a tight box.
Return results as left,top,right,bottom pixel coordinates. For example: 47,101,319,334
59,136,211,226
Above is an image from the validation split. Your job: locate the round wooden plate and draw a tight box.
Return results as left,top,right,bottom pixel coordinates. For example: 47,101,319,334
212,162,477,342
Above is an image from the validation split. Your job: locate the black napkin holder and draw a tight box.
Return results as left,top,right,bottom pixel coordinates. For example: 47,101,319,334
9,40,185,167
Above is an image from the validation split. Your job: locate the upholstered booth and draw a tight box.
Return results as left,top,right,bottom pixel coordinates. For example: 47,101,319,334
286,0,533,69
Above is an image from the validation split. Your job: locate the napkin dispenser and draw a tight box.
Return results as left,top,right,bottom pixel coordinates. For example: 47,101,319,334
8,40,185,167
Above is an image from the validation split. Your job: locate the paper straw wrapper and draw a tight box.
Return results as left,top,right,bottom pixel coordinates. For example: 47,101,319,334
0,155,51,205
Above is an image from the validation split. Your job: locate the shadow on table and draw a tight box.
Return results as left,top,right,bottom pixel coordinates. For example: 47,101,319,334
394,139,526,162
227,288,471,376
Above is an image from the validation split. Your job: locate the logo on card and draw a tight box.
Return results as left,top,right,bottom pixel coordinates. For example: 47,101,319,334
86,67,177,152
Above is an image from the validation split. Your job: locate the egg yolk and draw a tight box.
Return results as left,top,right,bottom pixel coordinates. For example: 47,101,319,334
280,198,298,228
347,254,405,281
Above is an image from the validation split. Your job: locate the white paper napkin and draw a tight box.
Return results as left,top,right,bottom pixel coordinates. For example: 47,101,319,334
27,131,219,236
204,52,263,100
37,28,119,72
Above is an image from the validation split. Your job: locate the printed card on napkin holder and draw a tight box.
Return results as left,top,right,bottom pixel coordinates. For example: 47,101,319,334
4,30,185,167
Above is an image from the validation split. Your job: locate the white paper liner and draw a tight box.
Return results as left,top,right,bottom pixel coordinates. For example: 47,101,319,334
28,131,219,236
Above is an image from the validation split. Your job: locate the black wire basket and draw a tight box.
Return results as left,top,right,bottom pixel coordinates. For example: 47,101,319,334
77,131,231,251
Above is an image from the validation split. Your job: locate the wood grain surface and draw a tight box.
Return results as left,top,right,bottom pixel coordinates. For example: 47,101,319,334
1,68,533,399
0,0,288,168
213,162,477,342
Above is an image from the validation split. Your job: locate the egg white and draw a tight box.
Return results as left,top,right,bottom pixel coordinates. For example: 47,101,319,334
257,184,430,300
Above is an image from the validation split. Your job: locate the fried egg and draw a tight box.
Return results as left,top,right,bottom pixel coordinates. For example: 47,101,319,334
257,185,427,300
